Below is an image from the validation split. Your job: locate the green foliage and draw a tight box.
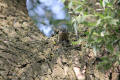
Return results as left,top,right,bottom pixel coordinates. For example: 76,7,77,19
97,56,113,71
97,53,120,71
67,0,120,70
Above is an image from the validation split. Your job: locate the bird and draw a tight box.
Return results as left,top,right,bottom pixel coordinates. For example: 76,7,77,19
26,0,71,37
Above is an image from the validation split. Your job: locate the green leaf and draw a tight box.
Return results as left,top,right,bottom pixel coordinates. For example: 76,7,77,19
106,43,113,52
96,19,101,26
61,0,65,3
102,0,109,9
110,19,119,25
68,0,73,9
71,39,83,45
76,12,85,23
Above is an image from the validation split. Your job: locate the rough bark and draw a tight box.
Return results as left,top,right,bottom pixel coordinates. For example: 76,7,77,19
0,0,77,79
0,0,119,80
